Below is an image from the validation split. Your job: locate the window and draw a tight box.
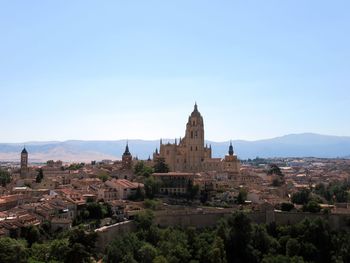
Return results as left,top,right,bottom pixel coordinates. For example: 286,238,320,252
191,131,193,138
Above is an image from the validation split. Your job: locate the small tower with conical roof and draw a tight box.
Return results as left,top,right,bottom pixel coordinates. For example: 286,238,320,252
228,141,234,156
122,142,132,170
20,147,28,178
223,141,240,174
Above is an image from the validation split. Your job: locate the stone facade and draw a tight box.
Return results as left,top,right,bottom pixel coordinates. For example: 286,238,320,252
155,104,240,173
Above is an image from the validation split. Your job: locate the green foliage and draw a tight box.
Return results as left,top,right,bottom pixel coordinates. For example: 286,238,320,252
144,199,162,210
65,228,97,263
35,168,44,183
135,210,155,231
291,189,311,205
186,180,199,201
280,203,294,212
129,185,145,201
3,208,350,263
153,158,169,173
0,168,11,187
98,172,110,182
74,201,113,226
315,181,350,203
21,225,41,247
67,163,84,170
0,237,28,263
286,238,300,257
134,161,155,177
302,200,321,213
267,164,283,176
145,176,161,199
236,189,248,204
139,243,158,263
153,255,168,263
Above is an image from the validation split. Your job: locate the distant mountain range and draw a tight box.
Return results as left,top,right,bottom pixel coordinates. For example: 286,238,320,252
0,133,349,163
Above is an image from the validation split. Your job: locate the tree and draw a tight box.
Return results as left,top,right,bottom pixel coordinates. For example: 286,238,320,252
153,255,168,263
186,180,199,201
49,238,69,262
139,243,158,263
286,238,300,257
35,168,44,183
105,233,144,263
236,189,248,204
226,212,254,262
0,237,28,263
129,185,145,201
280,203,294,212
29,242,50,262
21,225,41,247
267,164,283,176
144,176,161,199
135,210,154,231
209,237,227,263
144,199,161,210
98,172,110,182
153,158,169,173
0,169,11,187
291,189,310,205
134,161,154,177
268,164,285,186
302,201,321,213
66,228,97,262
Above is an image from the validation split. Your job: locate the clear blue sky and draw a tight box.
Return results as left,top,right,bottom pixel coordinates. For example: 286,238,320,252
1,1,349,142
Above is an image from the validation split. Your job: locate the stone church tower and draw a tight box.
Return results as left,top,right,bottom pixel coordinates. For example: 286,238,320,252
122,142,132,170
184,103,207,172
20,147,28,177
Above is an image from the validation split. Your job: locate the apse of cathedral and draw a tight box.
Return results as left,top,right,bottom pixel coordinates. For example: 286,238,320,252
154,104,240,173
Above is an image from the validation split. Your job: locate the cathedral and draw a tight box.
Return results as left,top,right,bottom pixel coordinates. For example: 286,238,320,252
154,103,240,174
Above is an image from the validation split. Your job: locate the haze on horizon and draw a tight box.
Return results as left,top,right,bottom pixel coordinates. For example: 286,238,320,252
1,1,349,143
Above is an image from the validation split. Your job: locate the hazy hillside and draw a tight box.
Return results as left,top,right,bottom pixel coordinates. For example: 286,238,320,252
0,133,349,163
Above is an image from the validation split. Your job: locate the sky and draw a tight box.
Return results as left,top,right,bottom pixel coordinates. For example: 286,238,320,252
0,1,349,142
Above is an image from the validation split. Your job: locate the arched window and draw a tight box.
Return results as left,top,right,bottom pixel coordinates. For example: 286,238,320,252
191,131,193,138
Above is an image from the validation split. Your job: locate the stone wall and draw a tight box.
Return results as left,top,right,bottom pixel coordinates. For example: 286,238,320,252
95,209,350,252
95,221,136,252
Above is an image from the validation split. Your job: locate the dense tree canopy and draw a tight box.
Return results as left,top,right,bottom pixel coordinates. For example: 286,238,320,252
104,211,350,263
0,169,11,187
1,210,350,263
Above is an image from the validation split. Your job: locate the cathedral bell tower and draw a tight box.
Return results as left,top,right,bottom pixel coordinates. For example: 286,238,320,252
122,142,132,170
20,147,28,178
185,103,205,172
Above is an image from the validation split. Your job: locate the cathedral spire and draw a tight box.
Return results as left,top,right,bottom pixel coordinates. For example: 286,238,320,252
228,141,234,156
194,102,198,112
123,141,131,156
